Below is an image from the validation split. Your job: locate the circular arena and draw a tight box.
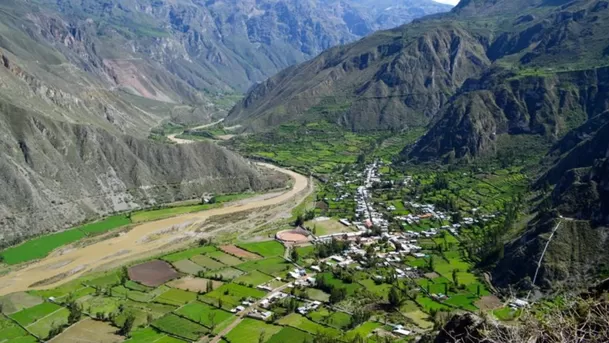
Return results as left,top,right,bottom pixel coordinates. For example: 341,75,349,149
276,228,311,243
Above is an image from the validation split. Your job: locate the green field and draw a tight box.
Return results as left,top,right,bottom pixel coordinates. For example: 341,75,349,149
152,314,208,341
204,267,244,281
0,229,86,265
175,302,234,329
345,321,382,340
278,313,341,337
124,327,187,343
154,289,197,306
191,255,226,270
233,270,274,287
267,327,312,343
236,257,291,276
0,315,30,341
77,215,131,235
225,318,282,343
208,251,244,266
237,241,285,258
200,284,266,310
26,307,69,339
9,302,64,326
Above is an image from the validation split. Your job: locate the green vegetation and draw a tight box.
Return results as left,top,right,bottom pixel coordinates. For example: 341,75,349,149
9,302,64,326
200,283,266,310
131,203,221,223
267,326,312,343
77,215,131,235
237,241,285,258
225,318,282,343
0,229,86,265
154,289,197,306
152,314,208,341
175,302,233,329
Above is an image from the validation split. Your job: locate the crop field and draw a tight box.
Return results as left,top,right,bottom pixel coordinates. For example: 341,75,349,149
0,315,32,342
204,267,244,281
344,321,382,340
27,307,69,339
208,251,244,266
175,302,234,329
267,327,312,343
85,271,122,289
278,313,340,337
225,318,282,343
9,302,64,326
152,314,208,341
78,296,121,316
125,281,153,292
237,241,285,258
0,293,43,315
191,255,226,270
236,257,291,276
77,216,131,235
49,318,123,343
305,288,330,302
220,245,261,260
200,284,266,310
161,246,217,263
172,259,205,274
153,289,197,306
168,277,223,293
128,260,179,287
233,270,273,287
0,229,86,265
124,327,186,343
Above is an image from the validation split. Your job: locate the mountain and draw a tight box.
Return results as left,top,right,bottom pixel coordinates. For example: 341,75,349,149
491,111,609,291
226,0,609,143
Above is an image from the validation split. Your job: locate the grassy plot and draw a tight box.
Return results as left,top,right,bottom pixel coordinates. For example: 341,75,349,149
267,327,312,343
208,251,244,266
9,302,63,326
49,318,124,343
0,314,30,341
204,267,244,281
153,289,197,306
172,260,205,275
345,321,382,341
225,318,282,343
26,307,69,339
233,271,274,287
191,255,226,271
161,246,217,263
237,241,285,258
278,313,341,337
0,229,85,265
200,284,266,310
316,273,361,296
77,215,130,235
236,257,292,277
124,327,187,343
152,314,208,341
0,293,43,315
175,302,234,329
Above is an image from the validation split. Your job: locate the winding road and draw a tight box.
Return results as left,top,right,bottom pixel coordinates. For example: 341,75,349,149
0,162,310,296
167,119,225,144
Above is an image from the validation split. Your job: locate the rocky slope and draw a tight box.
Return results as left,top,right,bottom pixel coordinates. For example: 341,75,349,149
0,98,286,245
227,0,609,142
492,113,609,291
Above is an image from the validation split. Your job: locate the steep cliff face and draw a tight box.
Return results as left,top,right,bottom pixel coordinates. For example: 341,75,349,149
408,0,609,160
408,66,609,161
226,20,490,131
0,101,286,244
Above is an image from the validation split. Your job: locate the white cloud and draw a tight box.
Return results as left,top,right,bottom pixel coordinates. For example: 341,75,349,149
433,0,461,5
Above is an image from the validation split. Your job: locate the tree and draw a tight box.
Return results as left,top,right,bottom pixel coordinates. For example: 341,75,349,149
207,279,214,292
388,287,403,309
477,284,481,297
329,287,347,304
290,248,299,262
119,313,136,337
258,331,266,343
208,311,217,332
452,269,459,286
295,214,305,227
67,301,82,324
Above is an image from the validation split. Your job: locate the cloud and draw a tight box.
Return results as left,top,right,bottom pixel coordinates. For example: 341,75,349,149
433,0,460,5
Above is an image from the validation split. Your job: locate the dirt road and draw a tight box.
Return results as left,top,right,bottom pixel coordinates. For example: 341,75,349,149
167,119,224,144
0,163,310,296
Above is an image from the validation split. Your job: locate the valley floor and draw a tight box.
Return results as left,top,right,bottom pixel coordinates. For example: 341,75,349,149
0,163,311,296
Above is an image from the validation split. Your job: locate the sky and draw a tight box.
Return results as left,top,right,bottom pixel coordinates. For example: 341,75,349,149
433,0,460,5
